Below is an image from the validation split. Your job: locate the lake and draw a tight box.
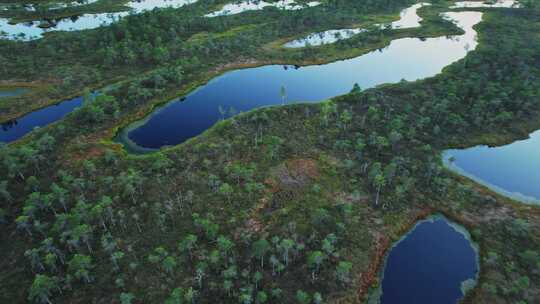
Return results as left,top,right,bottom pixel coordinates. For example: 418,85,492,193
444,130,540,204
379,216,479,304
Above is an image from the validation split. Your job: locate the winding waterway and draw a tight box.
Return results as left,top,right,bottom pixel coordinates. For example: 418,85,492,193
2,4,521,150
378,216,479,304
118,11,482,152
443,130,540,204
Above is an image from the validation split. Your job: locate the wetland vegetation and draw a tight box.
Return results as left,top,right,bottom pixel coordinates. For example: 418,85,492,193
0,0,539,303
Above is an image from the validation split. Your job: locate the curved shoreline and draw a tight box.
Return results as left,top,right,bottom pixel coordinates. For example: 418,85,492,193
442,131,540,205
0,3,538,303
1,2,464,144
283,3,431,48
115,10,480,153
443,154,540,205
366,214,480,304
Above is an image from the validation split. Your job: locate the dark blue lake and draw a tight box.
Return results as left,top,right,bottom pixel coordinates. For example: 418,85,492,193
380,217,478,304
0,96,83,143
118,11,483,152
444,130,540,204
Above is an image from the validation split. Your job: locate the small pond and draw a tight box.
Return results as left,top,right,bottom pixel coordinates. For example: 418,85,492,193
378,216,479,304
0,96,83,143
0,87,29,98
443,130,540,204
205,0,321,17
118,11,482,152
284,3,430,48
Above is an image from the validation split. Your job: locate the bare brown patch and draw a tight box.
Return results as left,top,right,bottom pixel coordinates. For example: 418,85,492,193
244,159,319,235
64,139,107,164
245,218,263,234
287,158,320,179
211,58,260,74
271,158,320,190
461,205,514,224
336,191,370,205
264,177,280,193
243,196,271,235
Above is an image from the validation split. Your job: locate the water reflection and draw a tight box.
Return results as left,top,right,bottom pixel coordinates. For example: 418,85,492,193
119,11,482,151
284,3,430,48
0,0,197,40
205,0,320,17
444,130,540,204
1,119,18,131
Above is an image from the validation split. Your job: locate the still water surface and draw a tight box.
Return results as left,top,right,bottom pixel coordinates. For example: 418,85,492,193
379,216,478,304
0,11,482,146
120,11,482,151
0,0,197,40
284,3,429,48
205,0,320,17
0,96,83,143
444,130,540,204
